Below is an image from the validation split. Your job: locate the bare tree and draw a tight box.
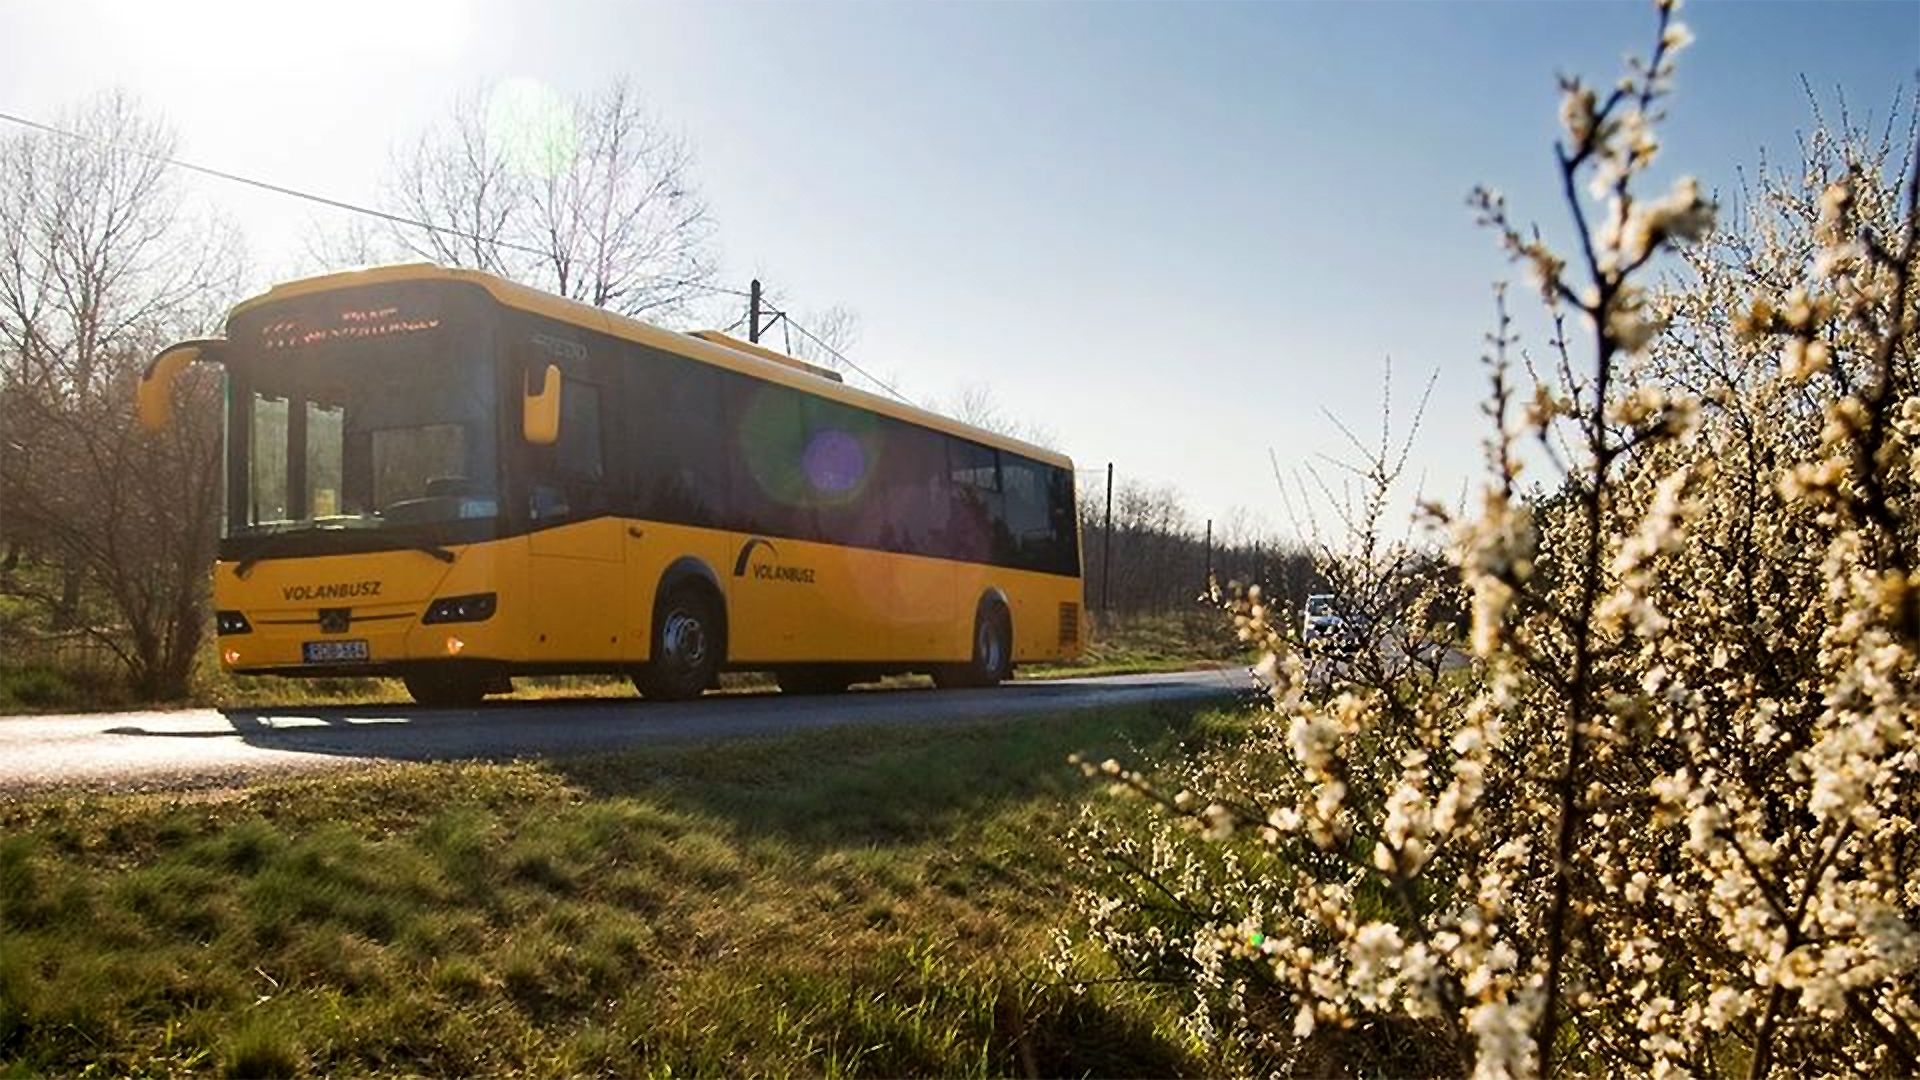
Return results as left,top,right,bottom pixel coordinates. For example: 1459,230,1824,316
1074,476,1315,617
778,303,860,366
377,78,718,320
0,91,241,696
297,214,395,276
383,90,513,275
945,382,1058,449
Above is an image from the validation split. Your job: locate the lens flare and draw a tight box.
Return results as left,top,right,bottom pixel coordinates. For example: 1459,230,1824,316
485,77,576,179
803,429,867,495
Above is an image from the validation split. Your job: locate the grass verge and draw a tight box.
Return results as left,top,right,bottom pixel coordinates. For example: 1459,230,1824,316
1022,609,1249,680
0,702,1238,1077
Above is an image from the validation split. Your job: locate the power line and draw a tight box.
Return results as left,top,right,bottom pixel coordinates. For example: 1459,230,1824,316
0,107,906,405
0,108,562,264
785,317,915,407
745,276,912,407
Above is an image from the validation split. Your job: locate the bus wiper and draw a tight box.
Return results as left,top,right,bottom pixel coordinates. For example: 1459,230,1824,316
375,524,458,566
397,537,458,564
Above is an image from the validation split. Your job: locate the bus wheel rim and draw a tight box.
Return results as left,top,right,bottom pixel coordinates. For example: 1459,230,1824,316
980,618,1005,674
664,610,707,670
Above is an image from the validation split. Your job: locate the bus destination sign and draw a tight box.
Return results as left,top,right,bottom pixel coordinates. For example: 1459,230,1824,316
260,306,441,352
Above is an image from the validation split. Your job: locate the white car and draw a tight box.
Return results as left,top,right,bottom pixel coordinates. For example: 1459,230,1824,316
1302,593,1344,645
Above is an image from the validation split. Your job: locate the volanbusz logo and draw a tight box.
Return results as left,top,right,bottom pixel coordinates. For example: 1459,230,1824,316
732,538,815,584
282,581,382,602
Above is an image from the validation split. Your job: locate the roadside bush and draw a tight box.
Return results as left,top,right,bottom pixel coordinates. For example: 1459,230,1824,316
0,663,128,713
1064,5,1919,1077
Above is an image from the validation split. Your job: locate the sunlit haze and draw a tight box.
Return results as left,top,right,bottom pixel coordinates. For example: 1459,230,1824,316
2,0,1913,539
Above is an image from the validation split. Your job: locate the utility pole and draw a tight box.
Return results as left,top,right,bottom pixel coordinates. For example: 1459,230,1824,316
1204,518,1213,593
748,278,763,343
1101,462,1114,614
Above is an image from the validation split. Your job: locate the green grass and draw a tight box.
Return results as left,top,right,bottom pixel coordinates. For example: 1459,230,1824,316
0,703,1228,1077
1022,609,1248,680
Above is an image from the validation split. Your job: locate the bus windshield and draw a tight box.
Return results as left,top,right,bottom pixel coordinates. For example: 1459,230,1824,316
223,287,498,547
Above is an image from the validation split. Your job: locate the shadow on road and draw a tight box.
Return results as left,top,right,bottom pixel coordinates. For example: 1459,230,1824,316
86,680,1168,770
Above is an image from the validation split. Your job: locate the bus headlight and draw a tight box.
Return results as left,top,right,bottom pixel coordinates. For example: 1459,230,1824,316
216,610,252,635
423,593,497,624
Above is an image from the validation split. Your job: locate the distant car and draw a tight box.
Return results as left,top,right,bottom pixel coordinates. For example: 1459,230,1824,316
1302,593,1345,646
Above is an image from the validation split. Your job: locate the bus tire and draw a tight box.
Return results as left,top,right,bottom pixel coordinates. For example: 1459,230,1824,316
776,667,852,695
403,668,490,707
636,585,722,701
935,603,1012,689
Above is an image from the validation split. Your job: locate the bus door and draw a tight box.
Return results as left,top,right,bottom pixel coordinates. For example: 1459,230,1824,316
525,368,626,662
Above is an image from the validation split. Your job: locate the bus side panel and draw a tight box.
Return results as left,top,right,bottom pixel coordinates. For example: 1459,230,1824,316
622,519,738,664
1011,568,1083,662
801,539,897,660
949,563,1084,665
888,549,957,662
525,518,627,662
947,562,994,662
485,535,535,661
721,532,887,664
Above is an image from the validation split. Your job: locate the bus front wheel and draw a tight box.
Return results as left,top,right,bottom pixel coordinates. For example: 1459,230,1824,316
636,586,722,701
935,606,1012,689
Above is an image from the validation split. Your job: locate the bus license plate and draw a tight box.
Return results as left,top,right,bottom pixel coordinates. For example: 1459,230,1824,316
303,639,369,664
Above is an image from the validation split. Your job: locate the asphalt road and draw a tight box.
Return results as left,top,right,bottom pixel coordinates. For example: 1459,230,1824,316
0,670,1256,797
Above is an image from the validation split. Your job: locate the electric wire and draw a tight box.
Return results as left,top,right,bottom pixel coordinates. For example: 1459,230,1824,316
785,318,915,407
0,108,913,403
0,108,568,265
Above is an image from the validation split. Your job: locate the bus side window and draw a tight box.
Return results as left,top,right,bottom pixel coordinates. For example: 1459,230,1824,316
724,376,816,541
531,378,606,523
946,438,1001,563
999,455,1053,570
802,396,884,548
557,380,604,481
881,420,949,557
1046,464,1080,575
630,349,727,525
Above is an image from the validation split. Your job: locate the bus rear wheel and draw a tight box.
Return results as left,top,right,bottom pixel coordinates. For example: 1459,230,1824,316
935,605,1012,689
403,669,490,708
635,587,721,701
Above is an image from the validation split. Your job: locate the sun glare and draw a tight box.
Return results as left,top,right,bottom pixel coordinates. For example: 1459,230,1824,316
485,77,577,179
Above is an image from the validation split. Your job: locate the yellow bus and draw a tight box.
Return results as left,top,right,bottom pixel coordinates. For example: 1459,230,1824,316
138,265,1083,705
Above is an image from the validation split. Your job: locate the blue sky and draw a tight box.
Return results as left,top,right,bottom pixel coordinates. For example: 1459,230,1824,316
3,0,1915,539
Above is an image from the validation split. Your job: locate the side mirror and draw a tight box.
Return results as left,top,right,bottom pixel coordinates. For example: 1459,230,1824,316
137,339,226,431
523,362,562,445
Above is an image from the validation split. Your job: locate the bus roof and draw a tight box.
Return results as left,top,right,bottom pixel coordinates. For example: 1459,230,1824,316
231,263,1075,471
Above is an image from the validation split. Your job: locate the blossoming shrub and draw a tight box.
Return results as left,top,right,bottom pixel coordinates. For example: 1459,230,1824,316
1063,5,1918,1077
